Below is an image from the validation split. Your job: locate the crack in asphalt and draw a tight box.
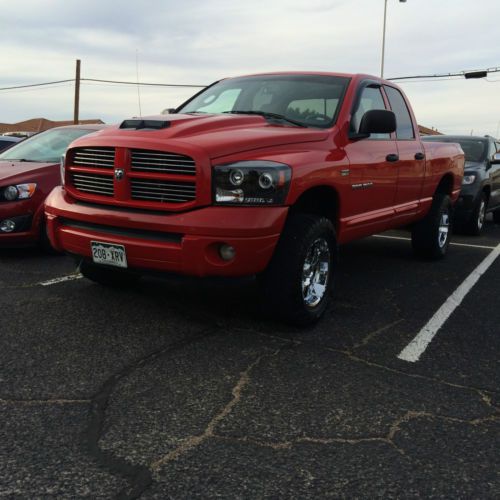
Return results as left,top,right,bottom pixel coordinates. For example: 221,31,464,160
351,319,404,350
85,328,218,500
0,398,90,405
212,410,499,458
150,346,284,473
240,327,500,409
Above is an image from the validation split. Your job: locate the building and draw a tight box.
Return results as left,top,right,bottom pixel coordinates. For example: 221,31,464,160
418,125,442,136
0,118,104,135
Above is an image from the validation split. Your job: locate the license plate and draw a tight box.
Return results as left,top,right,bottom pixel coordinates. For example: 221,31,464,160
91,241,128,268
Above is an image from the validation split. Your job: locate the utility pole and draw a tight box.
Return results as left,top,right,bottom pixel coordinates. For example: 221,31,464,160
73,59,81,124
381,0,407,78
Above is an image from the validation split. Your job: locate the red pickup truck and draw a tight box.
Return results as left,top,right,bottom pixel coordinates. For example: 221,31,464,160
45,72,464,325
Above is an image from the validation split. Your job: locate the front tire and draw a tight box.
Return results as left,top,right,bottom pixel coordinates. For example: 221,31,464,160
461,192,487,236
258,214,337,326
79,260,140,287
411,193,452,259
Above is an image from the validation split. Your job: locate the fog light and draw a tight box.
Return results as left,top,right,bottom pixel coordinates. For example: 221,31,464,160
219,244,236,261
0,219,16,233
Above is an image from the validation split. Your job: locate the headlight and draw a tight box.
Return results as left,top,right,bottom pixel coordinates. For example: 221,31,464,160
213,161,291,205
462,174,476,185
60,154,66,185
1,183,37,201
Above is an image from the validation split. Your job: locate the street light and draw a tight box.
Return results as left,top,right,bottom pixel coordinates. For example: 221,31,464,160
381,0,406,78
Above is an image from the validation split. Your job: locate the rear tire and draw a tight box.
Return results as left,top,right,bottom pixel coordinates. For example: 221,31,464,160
258,213,337,326
79,260,140,287
411,193,452,259
462,192,487,236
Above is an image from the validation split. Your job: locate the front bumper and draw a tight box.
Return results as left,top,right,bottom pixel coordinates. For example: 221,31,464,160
45,187,288,277
0,199,39,246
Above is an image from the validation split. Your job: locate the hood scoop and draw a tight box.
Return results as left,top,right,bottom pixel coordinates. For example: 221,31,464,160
119,119,171,130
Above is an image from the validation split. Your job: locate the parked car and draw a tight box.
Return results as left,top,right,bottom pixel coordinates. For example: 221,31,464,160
0,136,23,152
0,124,107,250
45,72,464,325
422,135,500,234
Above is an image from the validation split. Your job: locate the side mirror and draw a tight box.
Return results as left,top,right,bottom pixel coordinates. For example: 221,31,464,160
491,152,500,164
161,108,176,115
359,109,396,136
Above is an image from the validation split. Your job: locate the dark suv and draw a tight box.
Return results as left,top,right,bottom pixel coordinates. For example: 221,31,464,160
422,135,500,235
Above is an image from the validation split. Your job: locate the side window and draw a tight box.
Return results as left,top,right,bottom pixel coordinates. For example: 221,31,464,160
351,86,390,140
384,86,415,139
495,142,500,153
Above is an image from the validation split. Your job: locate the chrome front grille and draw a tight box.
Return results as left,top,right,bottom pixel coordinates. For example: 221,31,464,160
131,149,196,175
73,147,115,169
131,179,196,203
71,172,114,197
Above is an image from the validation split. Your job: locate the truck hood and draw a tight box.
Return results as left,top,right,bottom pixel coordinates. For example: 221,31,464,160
71,114,330,160
0,160,56,183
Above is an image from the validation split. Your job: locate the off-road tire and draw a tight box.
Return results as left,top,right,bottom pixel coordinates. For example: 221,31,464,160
411,193,453,260
258,213,337,326
79,260,140,287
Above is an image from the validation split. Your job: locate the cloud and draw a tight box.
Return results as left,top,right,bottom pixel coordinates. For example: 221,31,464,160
0,0,499,135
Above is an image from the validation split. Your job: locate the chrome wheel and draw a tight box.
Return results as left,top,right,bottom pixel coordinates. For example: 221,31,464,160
302,238,330,308
438,212,450,248
477,200,486,231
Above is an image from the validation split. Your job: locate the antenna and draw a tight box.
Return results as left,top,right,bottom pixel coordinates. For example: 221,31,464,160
135,49,142,117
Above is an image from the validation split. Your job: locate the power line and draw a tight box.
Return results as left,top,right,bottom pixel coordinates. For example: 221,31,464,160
82,78,206,88
0,78,206,92
0,79,74,91
389,66,500,81
1,65,499,91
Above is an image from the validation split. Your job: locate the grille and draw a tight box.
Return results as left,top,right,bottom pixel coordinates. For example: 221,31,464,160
73,147,115,169
131,179,196,203
71,172,114,197
131,149,196,175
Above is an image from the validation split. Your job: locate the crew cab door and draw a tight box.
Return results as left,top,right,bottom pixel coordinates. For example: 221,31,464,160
343,84,398,234
383,85,425,224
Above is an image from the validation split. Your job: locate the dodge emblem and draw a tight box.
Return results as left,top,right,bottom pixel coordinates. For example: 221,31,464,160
114,168,125,181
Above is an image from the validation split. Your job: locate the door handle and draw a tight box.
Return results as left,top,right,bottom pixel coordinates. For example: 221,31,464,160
415,152,425,160
386,153,399,162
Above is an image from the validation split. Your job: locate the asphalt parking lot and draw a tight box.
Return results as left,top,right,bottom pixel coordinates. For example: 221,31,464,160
1,219,499,499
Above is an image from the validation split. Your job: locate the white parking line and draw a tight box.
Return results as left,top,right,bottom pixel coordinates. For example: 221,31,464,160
372,234,496,250
39,273,83,287
398,243,500,362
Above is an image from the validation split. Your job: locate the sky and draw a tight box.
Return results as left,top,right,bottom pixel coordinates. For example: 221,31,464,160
1,0,499,136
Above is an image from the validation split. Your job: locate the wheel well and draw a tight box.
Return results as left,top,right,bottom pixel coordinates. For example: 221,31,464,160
483,185,491,202
435,174,454,196
290,187,339,228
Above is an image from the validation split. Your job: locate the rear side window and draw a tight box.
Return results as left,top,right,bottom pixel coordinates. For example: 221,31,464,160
351,86,390,139
384,86,415,139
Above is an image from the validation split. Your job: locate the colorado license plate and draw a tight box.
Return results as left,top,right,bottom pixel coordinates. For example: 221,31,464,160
91,241,128,268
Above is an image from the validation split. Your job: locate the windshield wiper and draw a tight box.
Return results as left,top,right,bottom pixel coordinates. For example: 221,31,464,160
224,110,307,128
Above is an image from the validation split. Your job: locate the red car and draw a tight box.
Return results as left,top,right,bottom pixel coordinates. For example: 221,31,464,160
0,125,106,249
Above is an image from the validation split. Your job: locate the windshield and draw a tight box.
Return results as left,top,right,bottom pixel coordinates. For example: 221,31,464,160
0,127,97,163
178,74,350,128
423,137,487,163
